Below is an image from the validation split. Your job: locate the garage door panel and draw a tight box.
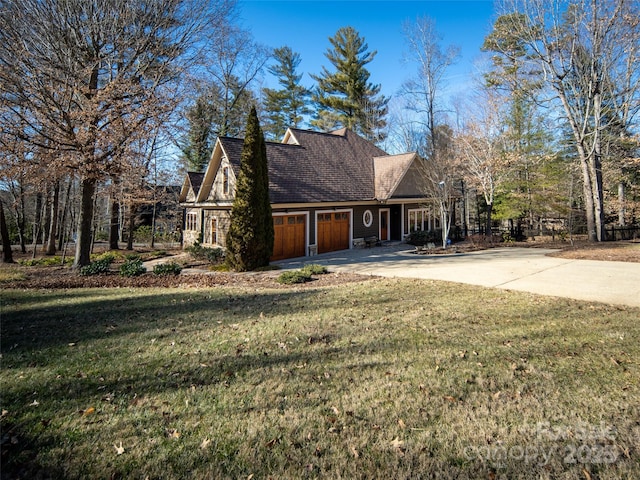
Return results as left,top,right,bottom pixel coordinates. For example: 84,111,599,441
318,212,350,254
272,215,306,261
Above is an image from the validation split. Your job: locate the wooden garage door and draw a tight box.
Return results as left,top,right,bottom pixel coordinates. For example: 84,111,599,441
317,212,350,254
272,214,306,261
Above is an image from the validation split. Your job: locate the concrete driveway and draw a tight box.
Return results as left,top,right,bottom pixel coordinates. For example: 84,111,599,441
276,244,640,308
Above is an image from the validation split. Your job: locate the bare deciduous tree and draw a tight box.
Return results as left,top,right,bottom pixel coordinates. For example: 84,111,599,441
0,0,235,267
495,0,640,241
401,16,460,158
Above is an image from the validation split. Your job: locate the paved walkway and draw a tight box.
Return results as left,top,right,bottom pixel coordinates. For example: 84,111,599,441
275,244,640,308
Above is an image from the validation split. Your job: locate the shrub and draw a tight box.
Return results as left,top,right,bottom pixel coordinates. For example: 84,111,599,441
91,252,118,263
406,229,442,246
153,262,182,276
501,231,514,243
185,242,225,264
134,225,153,243
301,264,327,275
277,270,312,284
80,256,114,276
119,257,146,277
20,256,73,267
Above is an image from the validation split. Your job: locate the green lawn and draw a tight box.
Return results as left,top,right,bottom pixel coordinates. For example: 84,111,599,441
1,278,638,479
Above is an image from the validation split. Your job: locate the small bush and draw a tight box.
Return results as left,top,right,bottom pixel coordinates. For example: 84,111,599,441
153,262,182,276
92,252,118,263
277,270,312,284
119,257,146,277
185,242,225,264
301,264,327,275
134,225,153,243
19,256,73,267
80,257,113,276
406,229,442,246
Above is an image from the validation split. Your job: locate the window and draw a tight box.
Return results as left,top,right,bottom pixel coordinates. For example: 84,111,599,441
408,208,430,232
222,167,230,195
363,210,373,227
211,217,217,245
186,213,197,231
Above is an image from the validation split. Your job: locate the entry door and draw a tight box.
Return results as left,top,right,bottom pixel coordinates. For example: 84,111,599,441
380,210,389,242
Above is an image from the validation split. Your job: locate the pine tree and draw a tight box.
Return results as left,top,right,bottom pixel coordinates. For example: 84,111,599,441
262,47,311,140
311,26,388,142
181,92,215,172
225,106,274,271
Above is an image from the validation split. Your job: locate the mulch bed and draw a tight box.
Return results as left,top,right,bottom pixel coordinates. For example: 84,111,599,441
4,266,372,290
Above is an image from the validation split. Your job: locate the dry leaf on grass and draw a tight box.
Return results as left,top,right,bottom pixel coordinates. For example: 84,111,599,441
390,437,404,448
81,407,95,417
113,441,125,455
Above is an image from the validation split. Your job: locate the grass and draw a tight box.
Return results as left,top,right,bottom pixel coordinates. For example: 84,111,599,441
1,278,638,479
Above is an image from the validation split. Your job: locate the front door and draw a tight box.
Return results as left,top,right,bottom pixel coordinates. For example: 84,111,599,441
380,209,389,242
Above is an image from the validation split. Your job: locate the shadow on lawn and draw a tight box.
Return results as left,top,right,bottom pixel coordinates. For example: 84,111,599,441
1,288,323,357
1,335,391,480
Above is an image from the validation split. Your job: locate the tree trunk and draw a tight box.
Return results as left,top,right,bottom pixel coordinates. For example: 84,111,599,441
485,202,493,239
618,182,625,226
126,203,137,250
109,198,120,250
591,88,605,241
578,156,597,242
1,200,14,263
31,192,43,259
45,181,60,255
58,179,73,251
73,177,97,268
41,186,52,253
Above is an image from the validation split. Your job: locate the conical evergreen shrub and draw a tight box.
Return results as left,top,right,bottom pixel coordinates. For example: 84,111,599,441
226,106,274,271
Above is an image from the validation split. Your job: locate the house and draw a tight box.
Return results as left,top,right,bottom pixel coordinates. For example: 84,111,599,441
179,127,439,261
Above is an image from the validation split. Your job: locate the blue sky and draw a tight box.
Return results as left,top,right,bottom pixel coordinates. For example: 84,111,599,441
238,0,497,100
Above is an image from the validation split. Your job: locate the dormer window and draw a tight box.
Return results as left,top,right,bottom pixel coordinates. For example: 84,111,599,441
222,167,230,195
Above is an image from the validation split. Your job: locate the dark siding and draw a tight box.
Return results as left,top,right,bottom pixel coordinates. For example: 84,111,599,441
352,205,379,239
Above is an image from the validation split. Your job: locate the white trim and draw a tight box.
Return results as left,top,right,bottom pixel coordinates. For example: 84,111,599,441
363,209,373,227
185,212,198,231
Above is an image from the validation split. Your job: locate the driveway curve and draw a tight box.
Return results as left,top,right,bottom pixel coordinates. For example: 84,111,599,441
276,244,640,308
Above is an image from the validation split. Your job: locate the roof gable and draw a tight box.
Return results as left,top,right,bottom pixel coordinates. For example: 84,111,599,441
179,171,204,202
373,153,422,200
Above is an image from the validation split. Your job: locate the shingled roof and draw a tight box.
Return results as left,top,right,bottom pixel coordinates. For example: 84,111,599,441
216,128,392,204
179,171,205,202
373,153,417,200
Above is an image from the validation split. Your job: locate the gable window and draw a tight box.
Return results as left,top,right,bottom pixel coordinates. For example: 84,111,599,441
186,213,198,231
222,167,230,195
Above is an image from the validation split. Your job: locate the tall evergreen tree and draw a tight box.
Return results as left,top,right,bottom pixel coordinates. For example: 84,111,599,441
262,47,311,140
180,92,215,172
226,106,274,271
311,26,388,142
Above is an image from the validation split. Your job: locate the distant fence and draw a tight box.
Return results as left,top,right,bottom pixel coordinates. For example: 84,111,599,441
605,226,640,241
